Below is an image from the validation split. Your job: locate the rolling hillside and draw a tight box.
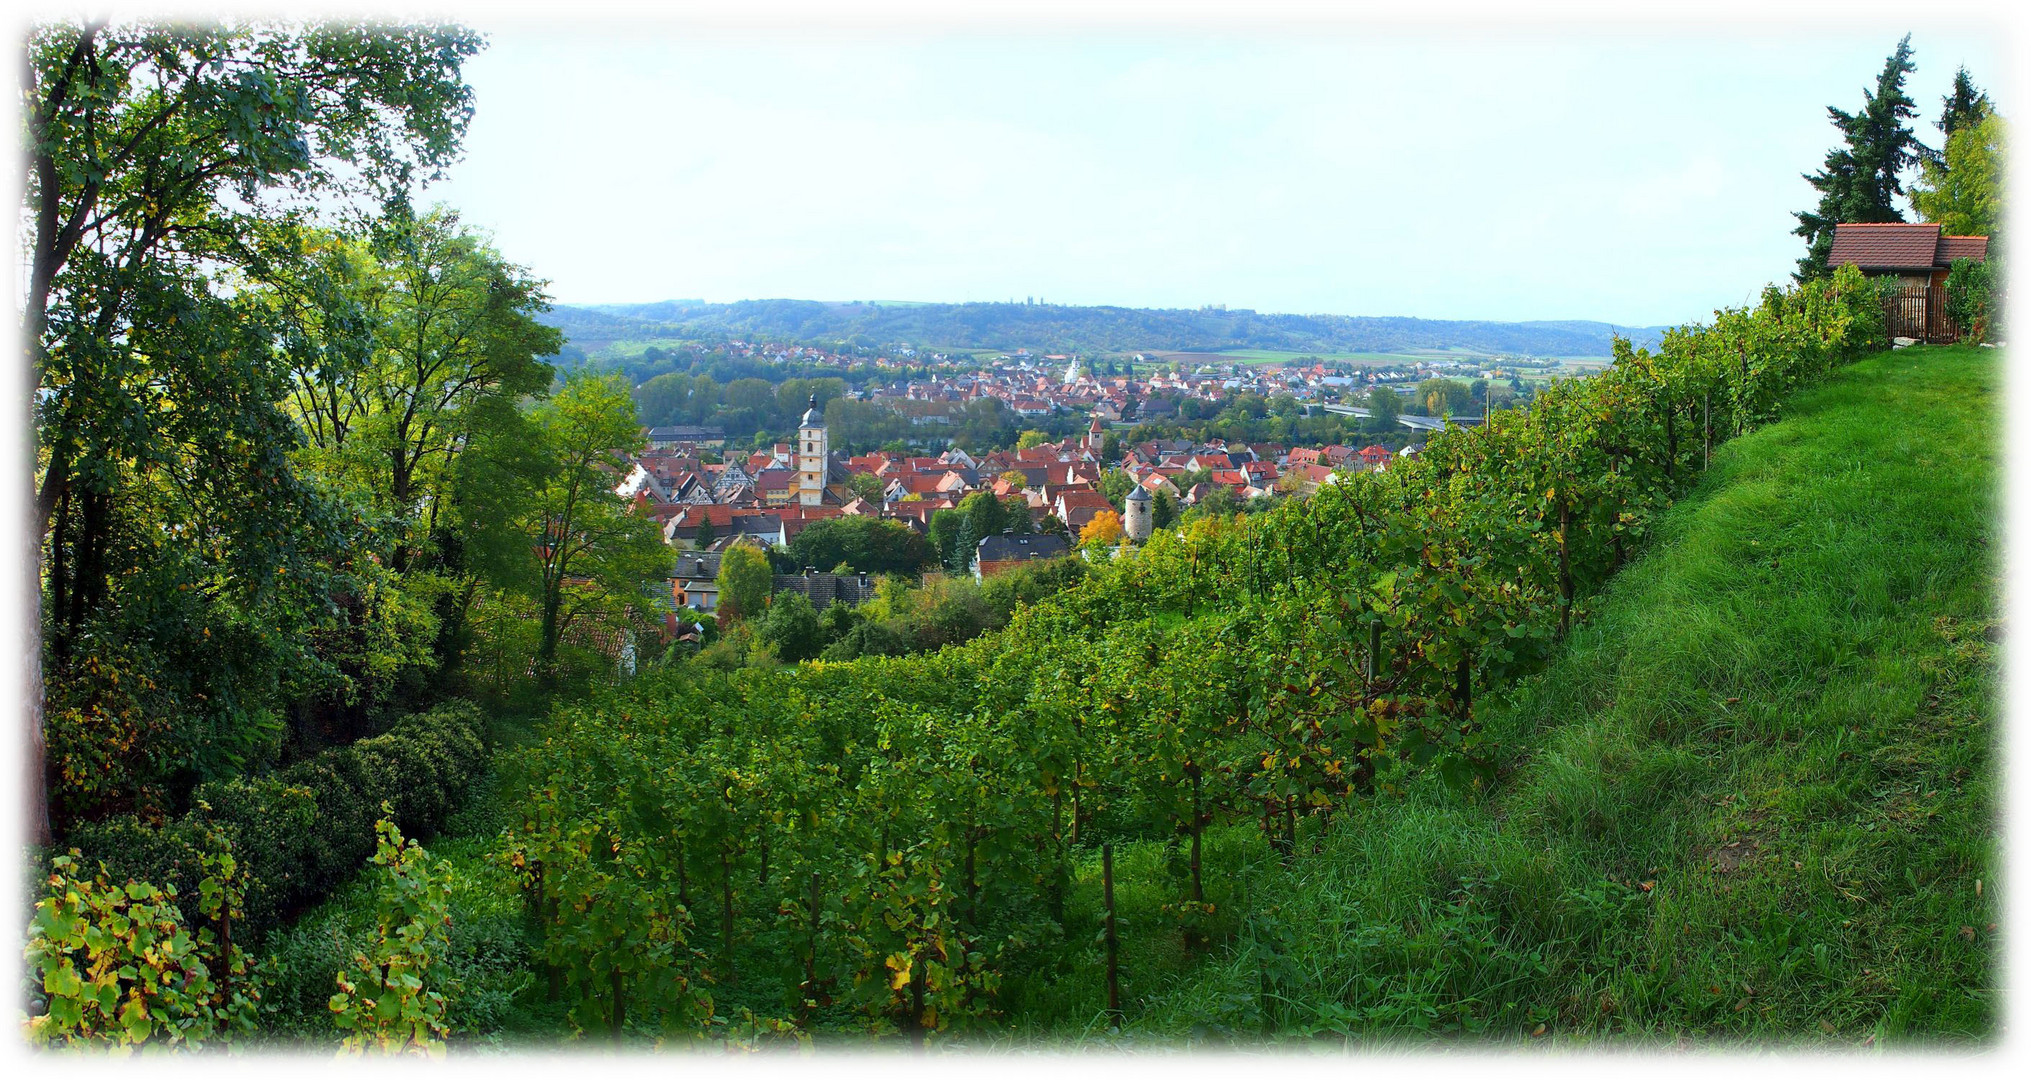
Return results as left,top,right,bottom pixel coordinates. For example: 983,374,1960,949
538,298,1675,360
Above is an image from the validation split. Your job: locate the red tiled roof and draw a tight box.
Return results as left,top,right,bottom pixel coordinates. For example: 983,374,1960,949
1827,223,1941,270
1939,235,1989,263
1056,490,1112,512
1827,222,1989,271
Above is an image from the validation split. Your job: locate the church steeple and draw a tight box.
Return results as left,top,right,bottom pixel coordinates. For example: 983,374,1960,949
797,394,828,506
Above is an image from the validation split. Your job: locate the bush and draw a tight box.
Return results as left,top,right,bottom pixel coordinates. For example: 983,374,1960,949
1946,257,2001,342
65,702,488,945
756,590,824,662
329,818,454,1057
820,619,909,661
260,827,534,1044
24,839,260,1050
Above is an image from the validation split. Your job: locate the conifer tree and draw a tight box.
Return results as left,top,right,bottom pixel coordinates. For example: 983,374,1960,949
1794,35,1923,280
1935,67,1993,151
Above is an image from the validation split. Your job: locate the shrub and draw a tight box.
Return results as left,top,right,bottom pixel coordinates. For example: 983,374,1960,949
1946,256,2001,342
756,590,824,662
24,837,260,1049
820,619,909,661
329,818,455,1057
64,702,488,944
258,834,534,1043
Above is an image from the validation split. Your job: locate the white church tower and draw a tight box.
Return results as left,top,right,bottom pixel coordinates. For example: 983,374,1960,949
797,394,828,507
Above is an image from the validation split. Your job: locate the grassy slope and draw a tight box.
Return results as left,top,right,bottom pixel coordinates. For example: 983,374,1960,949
1089,343,1999,1045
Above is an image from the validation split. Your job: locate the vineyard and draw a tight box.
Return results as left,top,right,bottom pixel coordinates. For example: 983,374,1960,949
489,267,1898,1042
20,18,2007,1055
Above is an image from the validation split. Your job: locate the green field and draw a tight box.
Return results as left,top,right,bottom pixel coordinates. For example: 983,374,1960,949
1151,349,1613,374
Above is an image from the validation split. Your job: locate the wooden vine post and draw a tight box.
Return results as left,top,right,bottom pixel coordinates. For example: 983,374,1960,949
719,844,736,987
610,968,626,1044
1456,651,1473,720
802,870,821,1015
674,836,689,911
1365,621,1383,695
1103,843,1122,1026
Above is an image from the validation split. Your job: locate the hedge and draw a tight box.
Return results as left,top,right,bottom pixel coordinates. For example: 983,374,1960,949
62,702,488,943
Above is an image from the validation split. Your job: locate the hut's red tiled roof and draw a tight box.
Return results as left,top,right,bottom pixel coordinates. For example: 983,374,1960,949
1938,235,1990,263
1827,223,1990,271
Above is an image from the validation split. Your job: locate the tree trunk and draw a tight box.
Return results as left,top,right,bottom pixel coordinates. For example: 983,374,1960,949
1188,770,1204,903
536,581,564,685
1050,792,1067,925
1070,773,1082,848
546,886,563,1003
47,493,67,665
910,960,928,1051
388,445,412,575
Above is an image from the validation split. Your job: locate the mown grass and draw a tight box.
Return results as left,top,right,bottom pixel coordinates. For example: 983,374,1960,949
1023,343,1999,1046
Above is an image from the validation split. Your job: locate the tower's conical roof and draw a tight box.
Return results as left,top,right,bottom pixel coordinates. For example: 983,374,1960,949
800,394,824,427
1125,485,1151,502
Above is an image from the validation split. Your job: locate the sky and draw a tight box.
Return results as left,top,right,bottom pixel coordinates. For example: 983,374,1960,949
416,7,2013,329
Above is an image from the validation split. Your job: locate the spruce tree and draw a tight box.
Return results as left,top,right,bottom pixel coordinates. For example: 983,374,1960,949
1916,66,1992,172
1794,35,1923,280
1939,66,1993,144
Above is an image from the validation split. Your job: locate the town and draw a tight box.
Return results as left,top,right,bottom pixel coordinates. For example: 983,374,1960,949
612,349,1493,622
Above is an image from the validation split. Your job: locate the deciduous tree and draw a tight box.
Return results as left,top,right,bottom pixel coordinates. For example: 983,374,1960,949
461,373,668,684
24,18,483,840
715,541,775,624
1913,113,2006,238
1081,510,1124,546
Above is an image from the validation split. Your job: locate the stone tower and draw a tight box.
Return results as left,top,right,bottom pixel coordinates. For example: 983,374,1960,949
1085,415,1105,457
797,394,827,507
1123,484,1153,543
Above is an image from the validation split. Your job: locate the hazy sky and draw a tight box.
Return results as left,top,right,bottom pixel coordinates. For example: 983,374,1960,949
424,14,2010,328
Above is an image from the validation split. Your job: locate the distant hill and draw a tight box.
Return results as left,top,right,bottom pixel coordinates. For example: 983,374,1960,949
538,298,1672,359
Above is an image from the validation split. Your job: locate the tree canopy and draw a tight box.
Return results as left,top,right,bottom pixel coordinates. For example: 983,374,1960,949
786,516,932,576
1795,35,1923,279
26,18,486,839
714,541,774,624
1913,113,2007,238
